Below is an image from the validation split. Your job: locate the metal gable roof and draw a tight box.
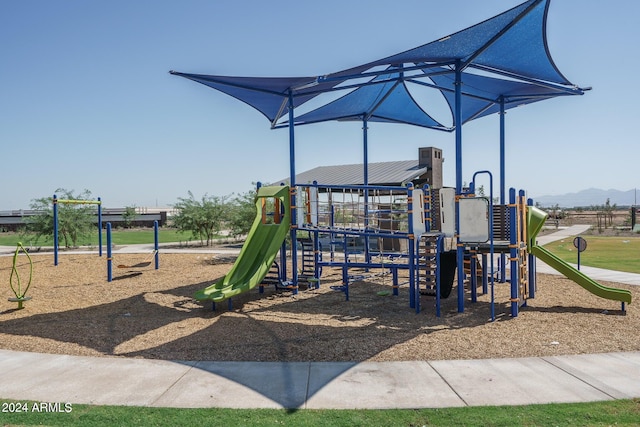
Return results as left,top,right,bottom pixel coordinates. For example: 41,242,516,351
274,160,428,187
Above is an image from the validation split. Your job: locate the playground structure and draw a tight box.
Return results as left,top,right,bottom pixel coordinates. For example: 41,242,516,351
194,174,632,317
178,1,631,316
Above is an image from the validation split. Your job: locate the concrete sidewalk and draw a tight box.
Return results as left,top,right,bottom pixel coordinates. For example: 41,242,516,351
1,349,639,409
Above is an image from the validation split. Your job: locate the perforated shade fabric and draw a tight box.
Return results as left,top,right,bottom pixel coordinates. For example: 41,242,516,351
170,0,586,130
291,71,447,129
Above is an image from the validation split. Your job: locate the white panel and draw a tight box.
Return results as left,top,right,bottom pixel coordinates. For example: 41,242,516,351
308,186,318,226
412,189,426,238
439,188,456,237
459,197,490,243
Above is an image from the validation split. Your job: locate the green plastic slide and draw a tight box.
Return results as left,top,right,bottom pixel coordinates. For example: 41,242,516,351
194,185,290,303
527,206,632,305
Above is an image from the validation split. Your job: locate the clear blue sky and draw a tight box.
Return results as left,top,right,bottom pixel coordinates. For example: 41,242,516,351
2,0,638,211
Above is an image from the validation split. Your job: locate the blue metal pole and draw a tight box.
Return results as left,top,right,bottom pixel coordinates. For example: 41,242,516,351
107,222,112,282
363,117,370,266
482,253,488,294
499,98,506,207
454,61,465,313
53,194,58,266
154,220,159,270
313,181,321,289
407,184,417,312
499,98,507,283
98,197,103,257
288,92,298,293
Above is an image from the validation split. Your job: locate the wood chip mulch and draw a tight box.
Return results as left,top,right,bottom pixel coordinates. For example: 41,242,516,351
1,253,638,362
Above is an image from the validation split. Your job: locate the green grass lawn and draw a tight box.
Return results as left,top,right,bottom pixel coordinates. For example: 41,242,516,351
0,228,226,247
543,235,640,274
1,399,639,426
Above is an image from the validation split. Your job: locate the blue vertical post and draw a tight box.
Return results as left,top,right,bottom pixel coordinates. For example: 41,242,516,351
470,250,478,303
499,98,507,283
454,61,465,313
509,188,518,317
107,222,112,282
499,98,506,207
154,220,159,270
482,253,488,294
53,194,59,266
98,197,103,257
363,116,371,266
407,184,417,312
288,92,298,293
312,181,321,288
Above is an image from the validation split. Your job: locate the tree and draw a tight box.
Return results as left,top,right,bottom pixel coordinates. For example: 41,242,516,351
122,205,137,229
22,189,97,248
172,191,229,246
227,188,257,237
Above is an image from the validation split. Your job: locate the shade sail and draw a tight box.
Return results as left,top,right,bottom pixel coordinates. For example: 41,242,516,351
426,69,580,125
169,71,324,123
289,71,448,130
366,0,569,84
171,0,586,130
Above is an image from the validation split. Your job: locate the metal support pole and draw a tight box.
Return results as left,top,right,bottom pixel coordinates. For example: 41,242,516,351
499,98,507,283
154,220,159,270
98,197,103,257
407,184,417,312
454,61,465,313
53,194,59,266
107,222,112,282
288,92,298,293
363,117,371,266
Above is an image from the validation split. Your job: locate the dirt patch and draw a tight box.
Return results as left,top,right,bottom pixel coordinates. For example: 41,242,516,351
1,253,638,362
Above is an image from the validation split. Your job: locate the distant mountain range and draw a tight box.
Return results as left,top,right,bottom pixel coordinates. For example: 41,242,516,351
533,188,639,208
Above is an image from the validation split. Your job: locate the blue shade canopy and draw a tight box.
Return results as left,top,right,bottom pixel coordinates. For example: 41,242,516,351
171,0,587,130
168,72,327,124
290,71,448,130
426,69,579,126
368,0,569,84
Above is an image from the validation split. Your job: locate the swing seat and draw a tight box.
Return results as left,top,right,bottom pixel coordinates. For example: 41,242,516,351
117,261,152,269
116,250,157,269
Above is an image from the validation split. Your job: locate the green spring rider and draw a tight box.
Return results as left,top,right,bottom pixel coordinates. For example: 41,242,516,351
8,242,33,309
